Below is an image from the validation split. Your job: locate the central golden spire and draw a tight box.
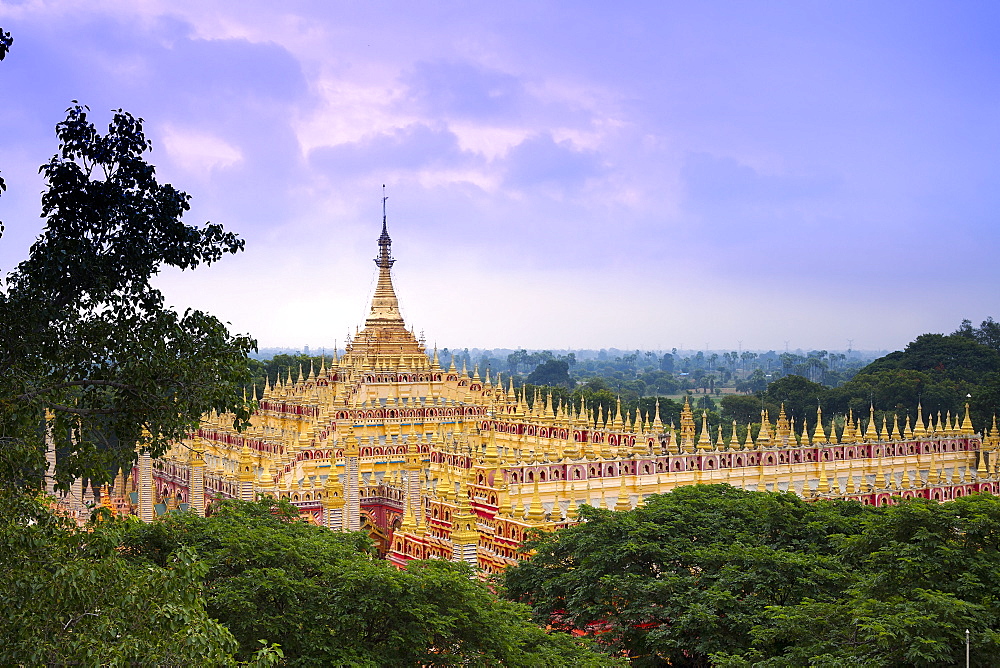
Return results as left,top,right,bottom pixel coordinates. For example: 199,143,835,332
366,210,403,326
340,198,428,373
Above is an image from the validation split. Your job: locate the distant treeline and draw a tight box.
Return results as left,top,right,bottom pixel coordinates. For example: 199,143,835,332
518,317,1000,441
246,319,1000,438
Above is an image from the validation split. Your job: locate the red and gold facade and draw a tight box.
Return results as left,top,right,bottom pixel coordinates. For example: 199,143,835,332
146,217,1000,573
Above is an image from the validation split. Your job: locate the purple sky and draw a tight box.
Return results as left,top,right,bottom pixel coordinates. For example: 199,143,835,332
1,2,998,352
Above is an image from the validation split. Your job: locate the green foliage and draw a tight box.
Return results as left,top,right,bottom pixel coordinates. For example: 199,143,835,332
0,27,10,61
829,332,1000,427
762,375,826,419
508,349,556,375
0,496,609,666
123,498,613,666
505,485,1000,667
721,394,773,425
739,368,769,394
714,327,1000,434
527,359,575,388
956,317,1000,352
0,104,254,489
0,493,280,666
247,353,331,396
860,333,1000,384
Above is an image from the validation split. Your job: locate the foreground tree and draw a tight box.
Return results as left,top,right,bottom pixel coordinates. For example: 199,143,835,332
505,485,1000,667
0,103,254,489
716,494,1000,667
0,494,280,666
124,498,615,667
504,485,862,666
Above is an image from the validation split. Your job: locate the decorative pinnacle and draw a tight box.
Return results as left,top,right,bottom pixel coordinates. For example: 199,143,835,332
366,189,403,324
375,184,395,270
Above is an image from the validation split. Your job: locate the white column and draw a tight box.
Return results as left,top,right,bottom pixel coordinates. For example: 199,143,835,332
44,417,57,495
139,450,154,522
452,541,478,566
190,463,205,516
346,453,360,531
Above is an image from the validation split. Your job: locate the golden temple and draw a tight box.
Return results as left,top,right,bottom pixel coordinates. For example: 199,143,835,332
123,214,1000,573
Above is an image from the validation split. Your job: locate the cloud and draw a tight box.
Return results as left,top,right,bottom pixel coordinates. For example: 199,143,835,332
292,75,425,161
308,122,474,179
3,1,999,352
151,35,308,108
160,125,242,175
404,60,526,122
682,152,834,206
503,133,604,190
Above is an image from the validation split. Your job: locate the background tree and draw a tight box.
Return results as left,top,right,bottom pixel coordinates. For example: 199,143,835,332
955,317,1000,351
827,331,1000,426
762,375,826,422
720,394,770,425
527,359,575,388
246,353,332,396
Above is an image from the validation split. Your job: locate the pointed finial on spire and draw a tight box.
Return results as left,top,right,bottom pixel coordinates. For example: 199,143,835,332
962,402,975,435
813,406,827,444
697,410,712,451
864,404,878,441
914,402,927,436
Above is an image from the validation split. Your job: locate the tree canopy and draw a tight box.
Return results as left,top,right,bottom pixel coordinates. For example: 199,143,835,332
0,494,281,666
504,485,1000,667
0,103,255,490
821,331,1000,428
0,494,613,666
527,359,575,388
122,499,613,666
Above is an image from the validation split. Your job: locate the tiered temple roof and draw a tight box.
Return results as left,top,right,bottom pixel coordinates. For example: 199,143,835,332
138,215,1000,573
